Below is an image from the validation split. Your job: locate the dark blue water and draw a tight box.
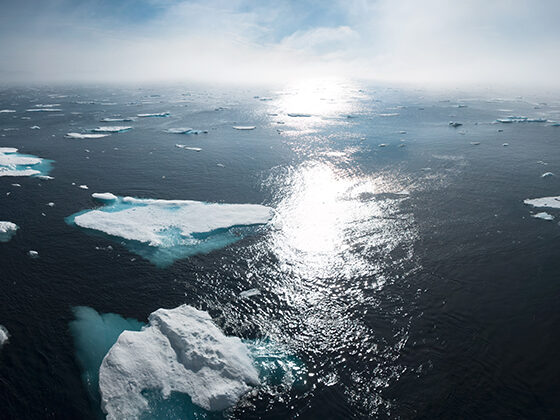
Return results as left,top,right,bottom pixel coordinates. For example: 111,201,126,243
1,80,560,419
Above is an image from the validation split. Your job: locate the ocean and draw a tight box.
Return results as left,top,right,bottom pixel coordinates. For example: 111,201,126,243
1,80,560,419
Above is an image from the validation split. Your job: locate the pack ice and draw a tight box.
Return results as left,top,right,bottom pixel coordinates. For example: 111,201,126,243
68,194,274,266
0,147,52,177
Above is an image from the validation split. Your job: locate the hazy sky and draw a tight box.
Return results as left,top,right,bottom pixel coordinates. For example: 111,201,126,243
1,0,559,87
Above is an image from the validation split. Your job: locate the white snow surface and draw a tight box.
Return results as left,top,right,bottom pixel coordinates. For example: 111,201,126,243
73,195,274,247
0,147,43,177
532,212,554,221
524,196,560,209
99,305,260,418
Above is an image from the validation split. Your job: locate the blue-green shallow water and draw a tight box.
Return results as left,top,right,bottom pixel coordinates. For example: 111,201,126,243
1,81,560,418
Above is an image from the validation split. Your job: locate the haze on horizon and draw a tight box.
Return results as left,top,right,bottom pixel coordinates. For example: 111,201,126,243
1,0,559,89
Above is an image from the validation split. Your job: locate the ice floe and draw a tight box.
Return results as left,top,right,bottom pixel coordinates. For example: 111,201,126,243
79,185,89,190
175,145,202,152
497,116,548,123
0,325,8,347
0,221,18,242
0,109,16,113
524,196,560,209
449,121,462,127
91,192,118,201
287,113,311,117
165,128,208,134
137,112,170,118
28,250,39,258
99,305,260,418
0,147,51,178
30,125,40,130
532,212,554,221
541,172,555,178
100,117,134,122
26,108,62,112
65,133,110,139
378,113,400,117
232,126,256,130
92,126,132,133
67,194,274,266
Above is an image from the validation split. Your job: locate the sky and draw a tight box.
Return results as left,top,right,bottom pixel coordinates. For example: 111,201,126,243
1,0,559,88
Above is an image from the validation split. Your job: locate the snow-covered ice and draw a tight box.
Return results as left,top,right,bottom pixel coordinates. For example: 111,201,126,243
137,112,170,118
541,172,555,178
524,196,560,209
65,133,110,139
92,126,132,133
232,126,256,130
0,147,51,178
0,221,18,242
68,194,274,266
532,212,554,221
28,250,39,258
100,117,134,122
175,144,202,152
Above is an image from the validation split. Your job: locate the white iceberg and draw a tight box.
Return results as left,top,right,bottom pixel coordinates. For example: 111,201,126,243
232,126,256,130
0,147,51,178
137,112,170,118
0,221,18,242
79,185,89,190
532,212,554,221
99,305,260,418
65,133,110,139
524,196,560,209
92,126,132,133
0,325,8,347
68,194,273,266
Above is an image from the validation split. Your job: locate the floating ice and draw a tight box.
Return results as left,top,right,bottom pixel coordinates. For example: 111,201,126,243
70,305,305,419
378,143,388,147
67,194,274,266
30,125,40,130
232,126,256,130
541,172,555,178
165,127,192,134
287,113,311,117
470,142,481,145
28,250,39,258
91,192,118,201
34,104,60,108
503,143,509,146
100,117,134,122
239,288,260,299
79,185,89,190
65,133,110,139
0,221,18,242
137,112,170,118
26,108,62,112
524,196,560,209
99,305,260,418
379,113,400,117
37,175,54,180
0,147,52,178
92,126,132,133
449,121,463,127
175,145,202,152
532,212,554,221
0,325,8,347
0,109,16,113
497,116,547,123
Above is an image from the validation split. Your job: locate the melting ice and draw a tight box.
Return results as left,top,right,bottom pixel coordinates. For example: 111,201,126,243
67,193,274,266
0,147,52,178
0,221,18,242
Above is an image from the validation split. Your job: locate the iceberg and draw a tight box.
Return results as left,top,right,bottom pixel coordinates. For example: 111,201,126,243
100,117,134,122
0,147,52,178
92,126,132,133
232,126,256,130
65,133,110,139
67,194,274,266
0,325,8,347
532,212,554,221
137,112,170,118
524,196,560,209
175,144,202,152
0,221,18,242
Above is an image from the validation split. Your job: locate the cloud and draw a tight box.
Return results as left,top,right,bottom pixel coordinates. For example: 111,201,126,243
0,0,559,88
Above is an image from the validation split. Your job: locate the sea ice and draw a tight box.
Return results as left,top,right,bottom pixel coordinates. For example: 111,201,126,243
532,212,554,221
91,192,118,201
541,172,555,178
379,113,400,117
287,113,311,117
0,147,51,178
232,126,256,130
449,121,462,127
79,185,89,189
0,109,16,113
0,221,18,242
175,144,202,152
26,108,62,112
137,112,170,118
65,133,110,139
100,117,134,122
92,126,132,133
67,194,274,266
524,196,560,209
0,325,8,347
30,126,40,130
28,250,39,258
99,305,260,418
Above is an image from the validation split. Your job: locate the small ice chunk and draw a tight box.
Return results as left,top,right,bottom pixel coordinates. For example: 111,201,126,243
541,172,555,178
0,221,18,242
378,113,399,117
99,305,260,417
378,143,388,147
92,192,118,201
100,117,134,122
47,202,55,207
449,122,462,127
532,212,554,221
216,163,225,168
502,143,509,146
11,183,21,187
66,133,110,139
0,325,9,347
239,288,261,299
165,127,193,134
470,142,481,145
0,109,16,113
79,185,89,190
28,250,39,258
30,126,40,130
287,113,311,117
232,126,256,130
37,175,54,180
524,196,560,209
175,144,201,152
26,108,62,112
92,126,132,133
137,112,170,118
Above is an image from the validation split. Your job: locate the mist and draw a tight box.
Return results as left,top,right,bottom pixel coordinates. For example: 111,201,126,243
1,0,559,88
